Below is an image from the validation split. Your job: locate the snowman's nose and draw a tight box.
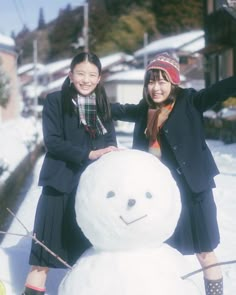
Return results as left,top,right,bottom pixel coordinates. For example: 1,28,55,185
128,199,136,207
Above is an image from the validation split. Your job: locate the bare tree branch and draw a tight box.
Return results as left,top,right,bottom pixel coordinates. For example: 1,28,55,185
0,208,72,269
182,260,236,279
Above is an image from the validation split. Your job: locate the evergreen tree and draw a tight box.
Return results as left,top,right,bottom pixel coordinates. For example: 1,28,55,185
95,6,158,54
48,7,84,60
65,4,72,11
0,58,10,108
14,0,204,63
151,0,203,35
38,7,46,30
11,31,16,40
17,25,30,39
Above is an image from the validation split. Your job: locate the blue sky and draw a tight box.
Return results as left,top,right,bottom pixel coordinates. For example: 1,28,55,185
0,0,84,37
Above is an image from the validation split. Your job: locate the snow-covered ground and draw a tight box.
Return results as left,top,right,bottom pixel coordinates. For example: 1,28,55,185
0,117,42,183
0,136,235,295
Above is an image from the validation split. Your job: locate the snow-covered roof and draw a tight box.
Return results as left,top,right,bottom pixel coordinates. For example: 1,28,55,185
179,36,205,53
18,54,134,83
0,33,15,47
44,76,67,92
24,75,68,98
18,63,45,75
218,107,236,120
100,52,134,70
203,110,217,119
23,84,46,98
105,69,186,82
134,30,204,58
38,59,71,75
105,69,145,82
39,53,134,75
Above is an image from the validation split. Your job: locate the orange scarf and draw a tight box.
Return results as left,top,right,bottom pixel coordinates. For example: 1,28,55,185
145,102,175,158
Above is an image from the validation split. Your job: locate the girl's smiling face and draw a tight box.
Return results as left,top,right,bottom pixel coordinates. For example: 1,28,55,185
147,71,172,105
69,61,101,96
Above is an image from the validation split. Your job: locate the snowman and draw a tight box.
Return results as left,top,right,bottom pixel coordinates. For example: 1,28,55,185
58,149,201,295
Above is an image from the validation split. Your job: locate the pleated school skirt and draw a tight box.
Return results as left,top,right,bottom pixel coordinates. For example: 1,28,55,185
166,173,220,255
29,186,91,268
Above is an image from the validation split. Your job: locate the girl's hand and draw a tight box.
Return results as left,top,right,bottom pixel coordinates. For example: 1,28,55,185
88,146,119,160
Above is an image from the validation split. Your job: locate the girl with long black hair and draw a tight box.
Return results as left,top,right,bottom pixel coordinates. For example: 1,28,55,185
22,52,118,295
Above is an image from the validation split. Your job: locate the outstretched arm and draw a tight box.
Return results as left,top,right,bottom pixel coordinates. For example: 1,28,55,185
111,99,145,122
192,76,236,112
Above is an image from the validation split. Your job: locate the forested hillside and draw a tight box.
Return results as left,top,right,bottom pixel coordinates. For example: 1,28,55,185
15,0,203,65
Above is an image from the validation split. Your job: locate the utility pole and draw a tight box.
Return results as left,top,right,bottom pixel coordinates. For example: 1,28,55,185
33,39,38,119
70,2,89,50
143,32,148,68
83,1,89,52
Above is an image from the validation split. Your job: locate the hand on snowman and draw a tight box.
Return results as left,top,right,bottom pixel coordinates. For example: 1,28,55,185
88,145,119,160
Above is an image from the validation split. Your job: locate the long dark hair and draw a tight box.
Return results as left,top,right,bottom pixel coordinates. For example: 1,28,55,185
143,69,180,108
61,52,111,122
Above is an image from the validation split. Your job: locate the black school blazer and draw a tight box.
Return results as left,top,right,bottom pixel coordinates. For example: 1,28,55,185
39,91,117,194
111,76,236,193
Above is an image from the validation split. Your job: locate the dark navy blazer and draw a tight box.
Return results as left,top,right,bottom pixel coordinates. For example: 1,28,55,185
39,91,117,193
111,76,236,193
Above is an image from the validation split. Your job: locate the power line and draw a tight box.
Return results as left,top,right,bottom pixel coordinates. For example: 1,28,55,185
18,0,26,13
11,0,27,28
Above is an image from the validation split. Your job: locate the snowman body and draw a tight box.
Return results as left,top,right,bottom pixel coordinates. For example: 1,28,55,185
58,150,201,295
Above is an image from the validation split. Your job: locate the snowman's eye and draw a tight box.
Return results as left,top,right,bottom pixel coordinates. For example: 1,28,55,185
145,192,153,199
107,191,115,198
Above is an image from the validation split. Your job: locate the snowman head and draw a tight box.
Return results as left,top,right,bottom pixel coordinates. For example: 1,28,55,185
75,149,181,251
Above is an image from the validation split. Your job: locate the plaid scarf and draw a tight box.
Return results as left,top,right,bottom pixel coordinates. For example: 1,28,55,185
73,93,107,138
145,101,175,158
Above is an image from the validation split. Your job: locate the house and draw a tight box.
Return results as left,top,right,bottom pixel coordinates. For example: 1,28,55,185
202,0,236,86
17,59,71,116
18,59,70,98
104,31,205,107
104,69,144,133
198,1,236,142
0,33,22,122
134,30,204,63
134,30,206,90
38,52,134,96
100,52,134,79
18,52,134,107
17,63,45,87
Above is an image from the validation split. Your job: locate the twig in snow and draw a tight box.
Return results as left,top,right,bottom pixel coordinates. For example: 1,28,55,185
182,260,236,279
0,208,72,269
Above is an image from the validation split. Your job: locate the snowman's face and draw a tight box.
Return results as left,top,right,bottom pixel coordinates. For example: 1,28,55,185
76,150,181,251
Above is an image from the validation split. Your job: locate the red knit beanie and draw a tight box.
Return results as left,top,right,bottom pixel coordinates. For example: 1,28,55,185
146,53,180,85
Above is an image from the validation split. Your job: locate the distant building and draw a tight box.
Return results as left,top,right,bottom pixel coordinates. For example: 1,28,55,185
0,33,22,122
201,0,236,86
134,30,205,90
104,69,143,133
17,52,134,104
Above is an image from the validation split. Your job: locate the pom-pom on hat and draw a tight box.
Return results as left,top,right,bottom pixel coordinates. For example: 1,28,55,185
146,53,180,85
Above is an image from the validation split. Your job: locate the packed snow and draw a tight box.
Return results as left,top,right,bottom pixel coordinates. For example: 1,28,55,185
0,117,42,183
0,122,235,294
59,149,200,295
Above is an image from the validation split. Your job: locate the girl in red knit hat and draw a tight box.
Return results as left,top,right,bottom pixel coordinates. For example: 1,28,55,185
111,52,236,295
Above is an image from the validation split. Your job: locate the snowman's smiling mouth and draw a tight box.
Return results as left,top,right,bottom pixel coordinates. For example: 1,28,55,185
119,215,148,225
